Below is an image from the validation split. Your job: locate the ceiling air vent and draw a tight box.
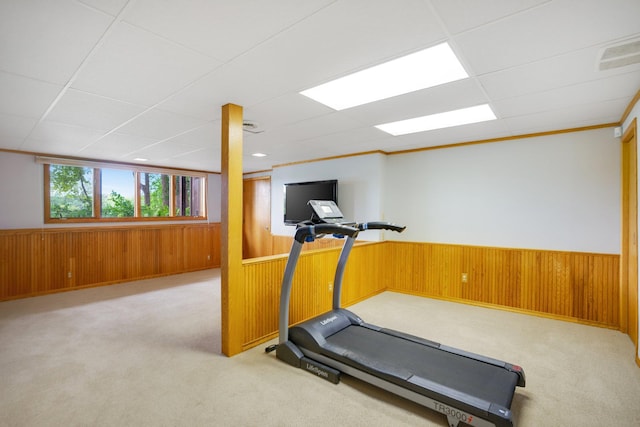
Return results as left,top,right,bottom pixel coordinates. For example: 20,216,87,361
599,38,640,71
242,120,264,134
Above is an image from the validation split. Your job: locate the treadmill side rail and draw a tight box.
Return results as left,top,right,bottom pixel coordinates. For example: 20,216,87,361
439,344,526,387
275,340,341,384
376,326,442,349
301,356,340,384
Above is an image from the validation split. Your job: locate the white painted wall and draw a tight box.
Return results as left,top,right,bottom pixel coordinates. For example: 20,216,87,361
622,97,640,361
270,153,386,241
384,127,621,254
0,151,222,229
0,151,43,229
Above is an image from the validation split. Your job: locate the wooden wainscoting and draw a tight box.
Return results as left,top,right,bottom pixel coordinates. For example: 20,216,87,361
241,242,387,349
239,240,620,350
0,223,221,301
385,242,620,328
271,234,346,256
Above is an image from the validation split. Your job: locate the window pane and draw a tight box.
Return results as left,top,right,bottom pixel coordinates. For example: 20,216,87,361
175,175,204,217
49,165,94,218
101,168,135,218
140,172,170,217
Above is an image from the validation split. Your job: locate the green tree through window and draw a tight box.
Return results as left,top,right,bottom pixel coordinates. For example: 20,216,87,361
49,165,94,218
102,191,135,217
101,168,135,218
140,172,170,217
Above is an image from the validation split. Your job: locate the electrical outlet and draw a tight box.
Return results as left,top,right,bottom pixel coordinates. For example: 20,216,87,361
461,273,468,283
328,282,333,291
207,254,210,261
67,272,72,279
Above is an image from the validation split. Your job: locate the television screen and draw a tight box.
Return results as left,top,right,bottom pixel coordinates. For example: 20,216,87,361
284,179,338,225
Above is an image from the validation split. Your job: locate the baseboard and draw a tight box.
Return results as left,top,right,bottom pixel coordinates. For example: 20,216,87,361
388,289,620,330
0,266,216,302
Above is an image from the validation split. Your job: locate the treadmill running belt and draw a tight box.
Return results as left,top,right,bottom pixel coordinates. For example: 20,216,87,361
323,325,518,408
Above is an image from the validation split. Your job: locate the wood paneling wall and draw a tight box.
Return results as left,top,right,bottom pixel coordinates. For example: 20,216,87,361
239,240,620,349
0,223,221,301
241,242,387,348
385,242,620,328
271,234,345,256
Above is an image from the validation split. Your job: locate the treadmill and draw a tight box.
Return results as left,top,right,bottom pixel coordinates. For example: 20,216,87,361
266,201,525,427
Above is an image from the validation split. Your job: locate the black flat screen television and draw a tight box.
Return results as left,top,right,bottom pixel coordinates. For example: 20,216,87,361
284,179,338,225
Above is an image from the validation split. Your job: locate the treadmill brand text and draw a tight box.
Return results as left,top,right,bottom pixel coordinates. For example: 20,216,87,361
320,315,338,326
305,363,329,379
433,402,472,424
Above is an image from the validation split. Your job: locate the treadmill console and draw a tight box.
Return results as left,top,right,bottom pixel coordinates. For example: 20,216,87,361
307,200,348,224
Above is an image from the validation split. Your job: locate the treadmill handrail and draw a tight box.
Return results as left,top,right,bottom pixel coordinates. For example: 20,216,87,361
279,223,359,344
358,221,406,233
294,223,359,243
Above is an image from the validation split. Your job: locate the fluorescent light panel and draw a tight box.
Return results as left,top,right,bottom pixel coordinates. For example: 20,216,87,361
300,42,468,110
375,104,497,136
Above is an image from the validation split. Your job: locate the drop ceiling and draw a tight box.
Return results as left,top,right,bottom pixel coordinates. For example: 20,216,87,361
1,0,639,173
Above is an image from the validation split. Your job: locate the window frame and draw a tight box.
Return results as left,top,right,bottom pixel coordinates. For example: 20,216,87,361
41,157,207,224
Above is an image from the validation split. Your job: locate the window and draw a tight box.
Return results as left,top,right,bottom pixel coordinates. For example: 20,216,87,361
140,172,170,217
101,168,135,218
49,165,94,219
175,175,203,217
43,158,207,223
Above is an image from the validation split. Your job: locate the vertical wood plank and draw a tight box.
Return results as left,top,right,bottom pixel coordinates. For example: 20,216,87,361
383,241,619,328
0,223,222,301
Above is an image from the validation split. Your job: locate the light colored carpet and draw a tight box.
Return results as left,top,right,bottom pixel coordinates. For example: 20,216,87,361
1,269,639,426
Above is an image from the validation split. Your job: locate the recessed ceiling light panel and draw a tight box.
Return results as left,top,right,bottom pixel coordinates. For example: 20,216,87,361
300,42,468,110
375,104,497,136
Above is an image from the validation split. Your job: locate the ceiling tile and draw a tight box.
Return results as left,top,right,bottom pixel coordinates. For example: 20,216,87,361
252,112,366,147
71,22,222,106
46,89,146,131
170,147,220,172
123,0,335,61
430,0,551,34
504,98,628,134
244,93,333,133
117,109,209,140
494,72,640,119
0,71,62,119
479,48,601,100
0,113,38,149
162,122,219,150
124,140,201,164
154,70,247,122
0,0,113,84
22,121,107,154
80,132,160,159
78,0,129,16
